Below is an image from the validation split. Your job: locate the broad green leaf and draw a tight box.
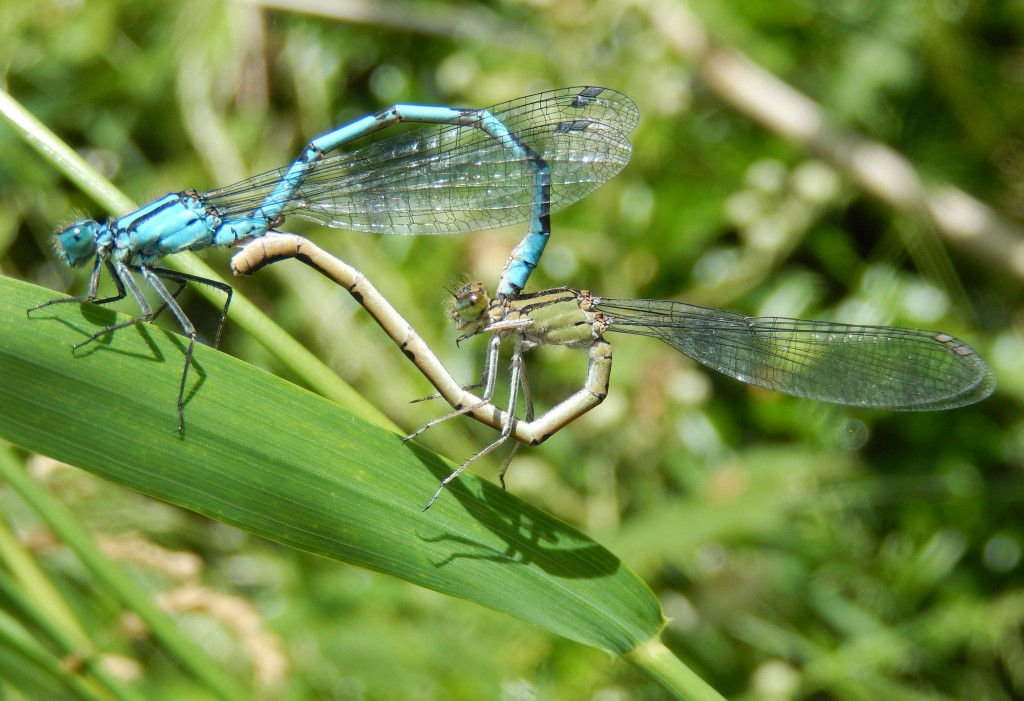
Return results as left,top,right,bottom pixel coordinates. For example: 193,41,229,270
0,276,665,655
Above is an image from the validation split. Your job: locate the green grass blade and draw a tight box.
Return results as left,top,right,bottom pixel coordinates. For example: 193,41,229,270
0,445,246,701
0,275,666,657
627,640,727,701
0,514,149,701
0,607,109,701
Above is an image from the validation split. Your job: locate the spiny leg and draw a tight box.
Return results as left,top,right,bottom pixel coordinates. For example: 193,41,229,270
28,256,126,316
76,275,199,355
71,261,226,434
497,351,534,489
70,261,156,350
149,267,234,349
140,267,232,432
424,339,527,509
408,372,486,405
136,265,199,435
421,431,513,511
64,265,228,348
407,354,488,405
117,270,189,334
404,333,503,443
471,335,613,501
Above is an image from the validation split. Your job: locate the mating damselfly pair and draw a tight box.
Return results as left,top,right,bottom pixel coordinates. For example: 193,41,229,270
232,234,994,508
31,86,994,506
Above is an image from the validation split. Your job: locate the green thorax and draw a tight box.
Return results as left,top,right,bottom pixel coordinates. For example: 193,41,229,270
448,283,607,349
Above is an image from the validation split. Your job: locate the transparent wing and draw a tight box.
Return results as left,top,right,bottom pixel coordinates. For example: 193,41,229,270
595,297,995,410
205,86,637,235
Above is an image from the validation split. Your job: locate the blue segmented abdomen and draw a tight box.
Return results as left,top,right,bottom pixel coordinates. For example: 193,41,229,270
202,86,637,236
54,86,638,287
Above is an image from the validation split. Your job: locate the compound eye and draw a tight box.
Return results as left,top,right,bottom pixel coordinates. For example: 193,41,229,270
53,220,102,267
448,283,490,326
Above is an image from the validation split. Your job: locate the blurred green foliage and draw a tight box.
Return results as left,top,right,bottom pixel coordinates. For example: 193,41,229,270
1,0,1022,698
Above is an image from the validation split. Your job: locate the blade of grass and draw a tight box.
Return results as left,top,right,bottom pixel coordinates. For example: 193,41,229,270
0,607,111,701
0,555,149,701
2,276,671,655
627,639,727,701
0,443,247,700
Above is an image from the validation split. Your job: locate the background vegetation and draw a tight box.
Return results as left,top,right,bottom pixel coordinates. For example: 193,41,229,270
1,0,1022,698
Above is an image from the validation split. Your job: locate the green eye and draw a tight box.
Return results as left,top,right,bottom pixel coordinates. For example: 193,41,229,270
449,283,490,327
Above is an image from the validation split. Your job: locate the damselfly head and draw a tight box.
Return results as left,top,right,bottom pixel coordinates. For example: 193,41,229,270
448,281,490,332
53,220,102,267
